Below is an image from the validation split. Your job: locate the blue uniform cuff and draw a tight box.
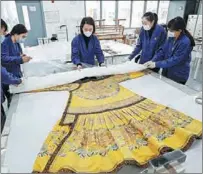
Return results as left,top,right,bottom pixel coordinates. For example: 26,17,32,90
155,61,162,68
19,57,23,64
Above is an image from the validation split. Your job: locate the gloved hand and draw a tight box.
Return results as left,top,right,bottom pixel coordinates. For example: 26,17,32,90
144,61,156,69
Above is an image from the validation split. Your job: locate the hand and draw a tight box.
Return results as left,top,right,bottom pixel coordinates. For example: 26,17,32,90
143,61,150,67
14,78,23,86
22,56,32,63
144,61,156,69
77,65,82,70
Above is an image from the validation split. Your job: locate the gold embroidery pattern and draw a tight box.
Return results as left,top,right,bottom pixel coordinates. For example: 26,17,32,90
66,96,144,114
37,102,196,160
73,79,120,100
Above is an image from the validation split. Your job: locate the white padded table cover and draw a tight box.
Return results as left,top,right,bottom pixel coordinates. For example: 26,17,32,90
22,61,76,78
23,41,72,62
3,74,202,173
2,91,69,173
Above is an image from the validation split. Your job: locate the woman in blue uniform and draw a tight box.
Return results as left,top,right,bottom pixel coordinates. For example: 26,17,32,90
128,12,167,72
144,17,195,85
1,23,31,107
1,19,22,132
71,17,104,69
1,67,22,132
1,24,32,78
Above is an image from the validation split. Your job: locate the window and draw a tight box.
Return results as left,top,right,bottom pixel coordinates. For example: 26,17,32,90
131,1,145,28
22,6,31,30
1,1,19,32
118,1,131,27
86,0,100,20
146,1,158,13
102,1,116,25
158,1,170,24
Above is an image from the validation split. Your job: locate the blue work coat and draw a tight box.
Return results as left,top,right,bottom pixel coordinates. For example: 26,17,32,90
152,33,193,83
129,24,166,64
1,66,21,103
71,34,104,65
1,35,23,78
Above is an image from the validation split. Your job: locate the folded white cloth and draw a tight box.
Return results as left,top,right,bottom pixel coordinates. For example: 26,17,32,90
10,62,146,94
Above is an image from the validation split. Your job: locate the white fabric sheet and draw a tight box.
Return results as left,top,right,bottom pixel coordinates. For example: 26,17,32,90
2,91,69,173
22,61,76,78
10,62,146,94
100,40,134,55
23,41,72,62
21,41,133,78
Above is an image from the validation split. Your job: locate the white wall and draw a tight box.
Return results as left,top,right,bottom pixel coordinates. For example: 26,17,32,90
1,1,19,32
42,1,85,41
167,0,186,22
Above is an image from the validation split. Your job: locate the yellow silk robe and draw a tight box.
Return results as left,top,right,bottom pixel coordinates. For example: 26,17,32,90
32,71,202,173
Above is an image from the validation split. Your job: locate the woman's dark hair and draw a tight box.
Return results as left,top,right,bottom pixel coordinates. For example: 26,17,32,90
10,24,28,36
167,16,195,47
153,13,158,24
1,19,8,32
161,24,168,32
142,12,158,25
80,17,95,34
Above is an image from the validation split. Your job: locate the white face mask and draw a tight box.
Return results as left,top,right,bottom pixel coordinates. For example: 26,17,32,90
168,31,175,37
143,25,151,31
17,38,26,43
83,31,92,37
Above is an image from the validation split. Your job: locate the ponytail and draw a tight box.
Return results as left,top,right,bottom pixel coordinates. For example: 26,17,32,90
153,13,158,25
184,29,195,47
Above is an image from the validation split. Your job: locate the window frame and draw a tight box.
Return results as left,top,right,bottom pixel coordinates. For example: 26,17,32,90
102,1,116,25
84,0,169,29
